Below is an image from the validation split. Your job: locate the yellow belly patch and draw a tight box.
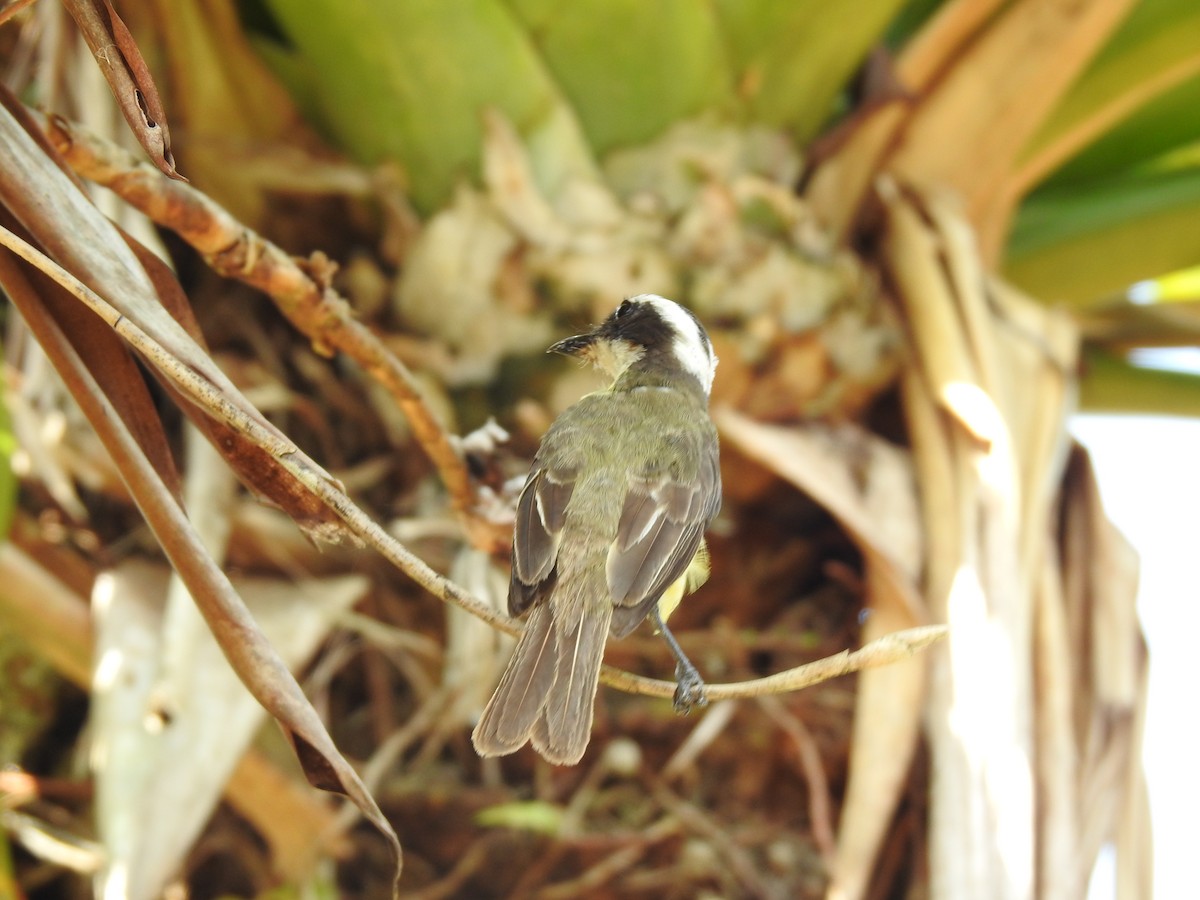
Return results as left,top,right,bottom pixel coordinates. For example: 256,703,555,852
655,540,711,626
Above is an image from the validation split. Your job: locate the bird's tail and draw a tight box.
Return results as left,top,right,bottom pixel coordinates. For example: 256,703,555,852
472,598,611,766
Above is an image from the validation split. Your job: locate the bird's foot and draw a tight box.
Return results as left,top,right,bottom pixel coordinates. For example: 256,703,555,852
672,662,708,714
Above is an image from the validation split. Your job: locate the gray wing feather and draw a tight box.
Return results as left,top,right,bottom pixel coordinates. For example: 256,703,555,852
609,520,706,637
607,498,685,603
510,465,575,617
605,439,721,637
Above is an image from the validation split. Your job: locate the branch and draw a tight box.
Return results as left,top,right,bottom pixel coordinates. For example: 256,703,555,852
601,624,947,700
36,112,484,531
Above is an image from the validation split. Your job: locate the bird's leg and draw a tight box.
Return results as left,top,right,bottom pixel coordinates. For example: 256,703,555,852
652,607,708,713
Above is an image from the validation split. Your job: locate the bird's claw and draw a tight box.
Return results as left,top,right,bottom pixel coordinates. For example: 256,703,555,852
672,663,708,714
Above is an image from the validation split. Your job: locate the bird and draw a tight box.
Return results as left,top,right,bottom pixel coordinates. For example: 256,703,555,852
471,294,722,766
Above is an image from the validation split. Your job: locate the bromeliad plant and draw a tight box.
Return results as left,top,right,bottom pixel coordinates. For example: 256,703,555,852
2,0,1195,897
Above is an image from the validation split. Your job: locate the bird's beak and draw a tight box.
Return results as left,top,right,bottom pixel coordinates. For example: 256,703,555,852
547,332,598,357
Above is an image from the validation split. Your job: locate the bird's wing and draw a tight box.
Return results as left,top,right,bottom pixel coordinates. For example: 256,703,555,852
508,462,576,617
607,444,721,637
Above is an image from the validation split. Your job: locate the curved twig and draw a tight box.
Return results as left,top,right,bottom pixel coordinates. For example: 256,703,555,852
601,624,948,701
37,113,479,523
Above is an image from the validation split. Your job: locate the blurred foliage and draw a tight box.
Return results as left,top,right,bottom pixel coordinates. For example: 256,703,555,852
1081,346,1200,415
0,633,62,765
474,799,565,833
1,0,1195,894
706,0,908,138
1006,166,1200,305
249,0,597,213
0,375,14,539
1023,0,1200,187
246,0,909,212
233,0,1200,394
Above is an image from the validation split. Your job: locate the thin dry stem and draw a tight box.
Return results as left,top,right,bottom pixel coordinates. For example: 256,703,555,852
405,836,498,900
534,818,680,900
36,112,481,528
1,809,104,874
0,0,36,27
662,699,737,777
758,695,837,867
648,777,773,898
602,625,949,702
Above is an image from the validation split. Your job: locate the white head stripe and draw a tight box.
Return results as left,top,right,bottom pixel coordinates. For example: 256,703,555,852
633,294,717,395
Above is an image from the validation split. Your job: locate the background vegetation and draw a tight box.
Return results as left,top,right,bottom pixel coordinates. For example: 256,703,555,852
2,0,1196,897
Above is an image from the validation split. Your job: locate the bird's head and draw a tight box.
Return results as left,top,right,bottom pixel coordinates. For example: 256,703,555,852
548,294,717,396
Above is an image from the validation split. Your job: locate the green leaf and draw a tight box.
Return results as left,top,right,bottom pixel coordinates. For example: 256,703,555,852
1033,30,1200,188
0,826,17,898
474,800,565,833
245,37,325,133
505,0,734,153
1004,165,1200,305
1060,75,1200,187
712,0,909,139
1080,347,1200,417
258,0,595,213
251,0,909,211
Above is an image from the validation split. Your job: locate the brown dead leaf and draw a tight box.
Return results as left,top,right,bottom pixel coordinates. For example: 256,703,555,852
1,223,184,502
0,91,402,891
715,408,923,609
806,0,1135,260
888,0,1136,261
0,91,345,535
1033,547,1083,898
40,110,477,526
829,570,927,900
14,266,400,891
63,0,182,179
1060,445,1141,711
804,0,1009,239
